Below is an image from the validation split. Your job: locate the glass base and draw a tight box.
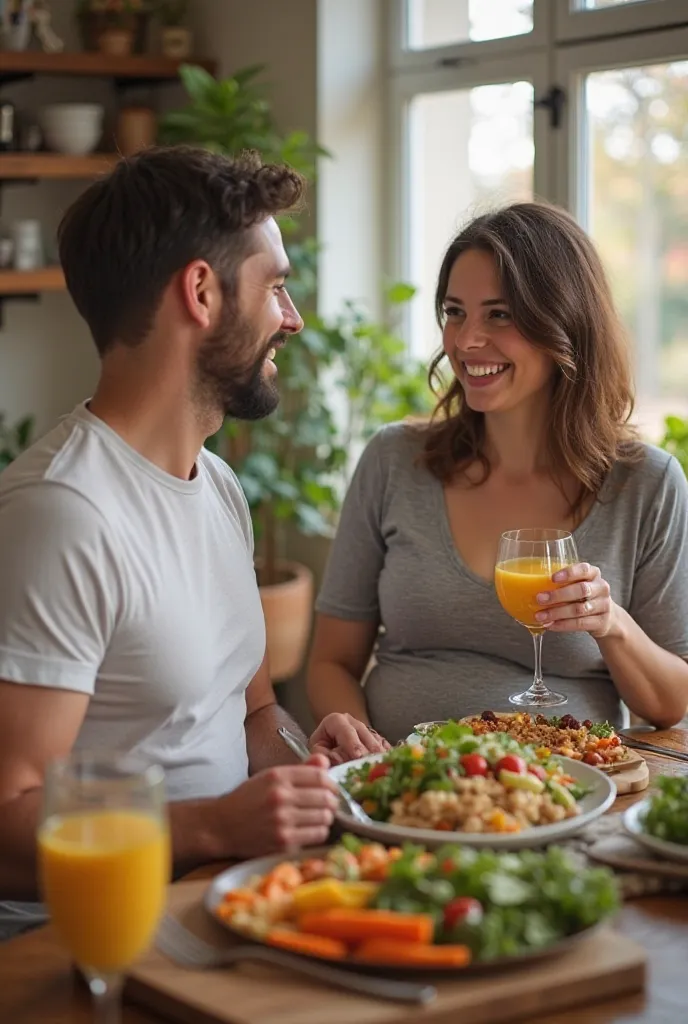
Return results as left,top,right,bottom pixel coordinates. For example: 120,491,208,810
509,689,568,708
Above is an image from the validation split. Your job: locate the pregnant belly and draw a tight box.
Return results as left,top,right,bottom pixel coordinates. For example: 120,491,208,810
364,652,623,745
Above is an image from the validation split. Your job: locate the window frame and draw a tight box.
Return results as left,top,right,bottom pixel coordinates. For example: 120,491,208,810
554,0,688,44
553,24,688,214
386,52,551,352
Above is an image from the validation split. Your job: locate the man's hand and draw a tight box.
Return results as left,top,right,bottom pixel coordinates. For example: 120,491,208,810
309,713,390,765
210,755,339,860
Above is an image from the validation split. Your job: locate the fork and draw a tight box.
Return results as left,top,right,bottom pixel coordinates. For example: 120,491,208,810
155,913,437,1005
277,726,375,826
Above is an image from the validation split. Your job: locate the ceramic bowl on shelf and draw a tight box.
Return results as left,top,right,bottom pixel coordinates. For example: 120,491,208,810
39,104,104,156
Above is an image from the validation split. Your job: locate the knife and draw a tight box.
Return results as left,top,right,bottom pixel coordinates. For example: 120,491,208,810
619,735,688,764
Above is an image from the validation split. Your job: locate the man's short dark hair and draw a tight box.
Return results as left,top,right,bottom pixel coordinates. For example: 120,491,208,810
57,146,305,355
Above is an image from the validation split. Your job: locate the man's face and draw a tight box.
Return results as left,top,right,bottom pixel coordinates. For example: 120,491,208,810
196,217,303,420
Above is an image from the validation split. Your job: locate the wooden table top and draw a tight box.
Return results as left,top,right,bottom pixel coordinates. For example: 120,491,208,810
2,730,687,1024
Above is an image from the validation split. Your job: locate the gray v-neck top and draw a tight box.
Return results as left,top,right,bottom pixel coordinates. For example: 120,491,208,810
315,423,688,744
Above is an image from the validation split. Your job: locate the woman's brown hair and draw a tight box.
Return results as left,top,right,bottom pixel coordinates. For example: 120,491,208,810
421,201,640,516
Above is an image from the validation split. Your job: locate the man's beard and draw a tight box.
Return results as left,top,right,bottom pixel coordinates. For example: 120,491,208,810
196,305,283,421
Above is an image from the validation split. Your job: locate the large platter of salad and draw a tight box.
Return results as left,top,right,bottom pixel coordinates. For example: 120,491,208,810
411,712,637,771
330,723,615,850
206,836,619,973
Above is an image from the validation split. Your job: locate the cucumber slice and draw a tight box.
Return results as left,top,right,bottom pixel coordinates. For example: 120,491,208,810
498,769,545,794
548,780,577,809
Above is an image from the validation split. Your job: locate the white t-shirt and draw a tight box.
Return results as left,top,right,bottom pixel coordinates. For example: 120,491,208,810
0,403,266,937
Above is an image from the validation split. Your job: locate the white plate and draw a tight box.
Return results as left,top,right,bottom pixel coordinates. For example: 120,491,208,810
205,848,605,975
329,754,616,851
623,798,688,863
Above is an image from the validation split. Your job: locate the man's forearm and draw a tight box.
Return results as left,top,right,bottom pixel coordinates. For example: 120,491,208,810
0,788,228,899
245,701,306,774
0,789,43,899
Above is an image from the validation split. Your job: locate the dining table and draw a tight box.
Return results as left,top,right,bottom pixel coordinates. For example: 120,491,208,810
1,728,688,1024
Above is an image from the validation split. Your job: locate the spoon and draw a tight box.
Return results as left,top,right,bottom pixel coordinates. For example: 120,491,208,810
277,726,376,826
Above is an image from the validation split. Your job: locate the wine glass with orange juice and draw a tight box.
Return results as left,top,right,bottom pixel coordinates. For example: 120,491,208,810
38,754,170,1024
495,528,578,707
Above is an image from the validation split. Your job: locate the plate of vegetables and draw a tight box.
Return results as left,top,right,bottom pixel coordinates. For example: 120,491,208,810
206,835,619,973
624,776,688,863
410,713,636,771
331,723,615,850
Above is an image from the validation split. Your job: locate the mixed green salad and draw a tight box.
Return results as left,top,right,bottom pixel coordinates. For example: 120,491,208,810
341,834,620,960
642,775,688,845
344,723,591,828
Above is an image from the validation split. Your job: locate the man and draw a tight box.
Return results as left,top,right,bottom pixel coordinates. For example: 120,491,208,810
0,147,385,939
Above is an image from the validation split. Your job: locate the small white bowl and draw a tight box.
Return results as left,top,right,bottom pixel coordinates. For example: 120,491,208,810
40,104,104,156
623,798,688,863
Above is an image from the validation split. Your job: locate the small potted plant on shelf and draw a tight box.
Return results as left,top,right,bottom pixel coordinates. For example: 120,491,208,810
75,0,151,56
155,0,190,59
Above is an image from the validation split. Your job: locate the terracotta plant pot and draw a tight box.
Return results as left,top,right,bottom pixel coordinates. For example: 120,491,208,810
161,25,192,59
258,560,314,683
77,12,149,54
115,106,156,155
98,28,133,56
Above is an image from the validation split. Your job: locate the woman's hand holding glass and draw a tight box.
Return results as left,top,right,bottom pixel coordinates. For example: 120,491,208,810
534,561,617,639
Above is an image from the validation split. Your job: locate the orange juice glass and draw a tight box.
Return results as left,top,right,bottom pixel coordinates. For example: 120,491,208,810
38,754,169,1024
495,529,578,707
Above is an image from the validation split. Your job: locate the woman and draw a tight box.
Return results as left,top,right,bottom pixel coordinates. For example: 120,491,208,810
306,202,688,744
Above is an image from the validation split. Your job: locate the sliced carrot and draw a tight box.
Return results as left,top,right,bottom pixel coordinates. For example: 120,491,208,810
298,908,434,945
266,929,347,960
258,863,303,893
355,939,471,968
221,888,259,905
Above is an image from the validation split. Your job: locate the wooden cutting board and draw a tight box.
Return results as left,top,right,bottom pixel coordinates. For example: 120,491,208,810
608,753,649,795
125,881,646,1024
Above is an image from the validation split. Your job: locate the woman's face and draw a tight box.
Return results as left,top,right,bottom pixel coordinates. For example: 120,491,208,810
441,249,554,415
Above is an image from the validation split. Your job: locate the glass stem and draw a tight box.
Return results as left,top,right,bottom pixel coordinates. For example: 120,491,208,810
89,973,123,1024
530,631,548,697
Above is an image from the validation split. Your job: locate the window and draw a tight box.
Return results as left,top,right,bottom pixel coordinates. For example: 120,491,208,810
406,0,534,49
388,0,688,435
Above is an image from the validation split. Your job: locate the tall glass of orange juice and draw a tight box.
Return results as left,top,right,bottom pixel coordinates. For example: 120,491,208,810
495,528,578,707
38,753,170,1024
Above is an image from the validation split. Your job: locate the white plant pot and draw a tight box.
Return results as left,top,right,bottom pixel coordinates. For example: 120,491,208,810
40,104,104,156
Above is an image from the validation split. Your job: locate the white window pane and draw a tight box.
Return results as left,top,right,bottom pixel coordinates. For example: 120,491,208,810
407,0,533,49
408,82,534,357
584,61,688,439
575,1,653,8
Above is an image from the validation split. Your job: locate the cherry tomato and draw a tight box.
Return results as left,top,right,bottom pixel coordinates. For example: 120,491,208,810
496,755,526,775
527,764,547,781
444,897,484,930
367,763,391,782
583,751,604,766
460,753,489,777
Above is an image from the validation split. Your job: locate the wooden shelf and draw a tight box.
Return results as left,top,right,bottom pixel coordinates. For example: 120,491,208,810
0,51,216,86
0,153,119,180
0,267,65,294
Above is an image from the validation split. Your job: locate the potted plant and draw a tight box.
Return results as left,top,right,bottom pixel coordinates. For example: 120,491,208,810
159,63,327,679
212,287,431,681
659,414,688,476
154,0,190,59
75,0,151,55
159,64,431,680
0,412,35,472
